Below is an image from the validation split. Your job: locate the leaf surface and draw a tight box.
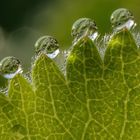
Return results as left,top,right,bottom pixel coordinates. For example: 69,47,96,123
0,29,140,140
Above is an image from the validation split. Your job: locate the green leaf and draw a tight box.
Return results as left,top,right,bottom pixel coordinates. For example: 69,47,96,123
0,29,140,139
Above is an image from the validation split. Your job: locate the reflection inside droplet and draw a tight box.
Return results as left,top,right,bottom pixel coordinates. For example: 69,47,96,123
3,66,22,79
35,35,60,59
0,56,22,79
114,19,135,31
47,49,60,59
71,18,98,45
110,8,136,32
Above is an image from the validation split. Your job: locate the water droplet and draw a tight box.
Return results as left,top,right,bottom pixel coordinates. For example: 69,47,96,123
110,8,136,31
35,36,60,59
71,18,98,44
0,56,22,79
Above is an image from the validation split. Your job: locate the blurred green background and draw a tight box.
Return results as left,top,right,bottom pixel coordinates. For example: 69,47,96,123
0,0,140,87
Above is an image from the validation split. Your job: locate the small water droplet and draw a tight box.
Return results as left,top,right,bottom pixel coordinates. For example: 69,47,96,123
0,56,22,79
71,18,98,44
35,35,60,59
110,8,136,32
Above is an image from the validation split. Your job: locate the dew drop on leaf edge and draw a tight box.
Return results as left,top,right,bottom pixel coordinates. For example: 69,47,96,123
34,35,60,59
110,8,136,32
0,56,23,79
71,18,98,45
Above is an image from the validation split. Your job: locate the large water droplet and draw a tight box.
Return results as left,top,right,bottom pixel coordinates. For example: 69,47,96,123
71,18,98,44
0,56,22,79
110,8,136,32
35,36,60,59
